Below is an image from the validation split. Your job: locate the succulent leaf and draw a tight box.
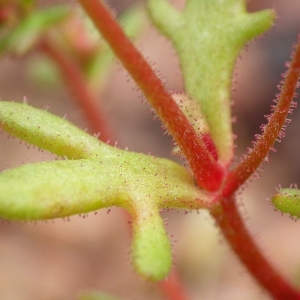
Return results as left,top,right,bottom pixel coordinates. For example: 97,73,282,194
272,188,300,217
0,101,105,159
0,154,207,221
0,101,211,280
147,0,275,164
131,206,172,280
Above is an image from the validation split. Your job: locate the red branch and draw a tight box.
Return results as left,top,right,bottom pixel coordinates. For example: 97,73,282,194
38,38,113,142
77,0,225,192
158,271,187,300
211,196,300,300
224,36,300,197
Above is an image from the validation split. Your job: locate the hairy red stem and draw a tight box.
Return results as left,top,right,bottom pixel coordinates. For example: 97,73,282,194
77,0,224,192
224,36,300,196
38,38,113,142
211,196,300,300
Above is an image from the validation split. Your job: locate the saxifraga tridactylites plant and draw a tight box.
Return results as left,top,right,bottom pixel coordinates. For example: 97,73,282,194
0,1,300,299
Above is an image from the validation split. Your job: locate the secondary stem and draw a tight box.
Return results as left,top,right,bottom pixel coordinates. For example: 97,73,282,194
38,37,113,142
211,196,300,300
224,36,300,196
158,271,187,300
77,0,224,192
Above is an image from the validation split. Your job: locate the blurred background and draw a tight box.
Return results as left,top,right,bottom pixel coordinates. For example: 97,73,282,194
0,0,299,299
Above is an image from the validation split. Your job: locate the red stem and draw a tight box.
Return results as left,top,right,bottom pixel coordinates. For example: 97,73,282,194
38,38,113,142
211,196,300,300
77,0,224,192
158,271,187,300
224,36,300,197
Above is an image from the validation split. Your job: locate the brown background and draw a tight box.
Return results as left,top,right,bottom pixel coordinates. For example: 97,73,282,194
0,1,299,299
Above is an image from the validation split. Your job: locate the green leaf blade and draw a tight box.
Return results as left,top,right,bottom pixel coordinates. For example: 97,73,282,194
0,101,106,159
0,150,208,281
79,291,123,300
272,188,300,218
0,160,121,220
0,6,70,55
132,208,171,281
147,0,275,164
0,101,211,281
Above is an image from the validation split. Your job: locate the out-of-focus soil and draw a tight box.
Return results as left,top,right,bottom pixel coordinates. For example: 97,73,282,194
0,1,300,299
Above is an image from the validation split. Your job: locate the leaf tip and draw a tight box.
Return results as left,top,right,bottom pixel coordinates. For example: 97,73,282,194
131,211,172,281
272,188,300,218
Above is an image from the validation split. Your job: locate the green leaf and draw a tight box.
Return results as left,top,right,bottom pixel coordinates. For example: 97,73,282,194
26,55,61,88
0,102,206,217
85,5,146,92
0,101,105,159
172,93,210,156
0,154,205,220
20,0,35,10
0,6,70,55
0,147,206,280
119,5,146,40
147,0,275,164
79,291,122,300
132,206,172,281
272,188,300,217
172,93,209,137
0,101,211,281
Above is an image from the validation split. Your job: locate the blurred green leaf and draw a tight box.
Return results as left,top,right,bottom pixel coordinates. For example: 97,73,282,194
272,188,300,217
26,54,61,87
0,6,70,55
86,4,146,91
79,291,123,300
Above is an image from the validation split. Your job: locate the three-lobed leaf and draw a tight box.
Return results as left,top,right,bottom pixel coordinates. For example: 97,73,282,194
0,101,210,281
147,0,275,165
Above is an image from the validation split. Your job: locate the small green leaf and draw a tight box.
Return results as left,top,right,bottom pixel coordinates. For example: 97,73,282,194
0,153,206,220
21,0,35,8
147,0,275,164
172,93,210,156
0,6,70,55
79,291,122,300
272,188,300,217
85,5,146,92
0,101,105,159
119,5,146,40
26,55,61,87
132,207,172,281
172,93,210,137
